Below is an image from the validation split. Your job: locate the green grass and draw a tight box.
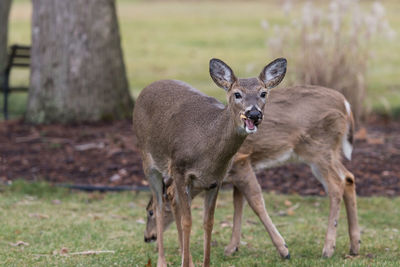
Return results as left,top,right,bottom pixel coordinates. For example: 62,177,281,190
1,181,399,266
4,0,400,119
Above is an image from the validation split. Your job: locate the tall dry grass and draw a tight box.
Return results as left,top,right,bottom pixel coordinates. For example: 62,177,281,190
263,0,396,123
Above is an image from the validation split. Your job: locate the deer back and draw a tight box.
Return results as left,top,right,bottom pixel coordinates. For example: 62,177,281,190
238,85,353,168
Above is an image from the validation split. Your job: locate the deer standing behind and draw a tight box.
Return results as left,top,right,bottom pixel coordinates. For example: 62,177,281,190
144,85,360,259
133,58,288,267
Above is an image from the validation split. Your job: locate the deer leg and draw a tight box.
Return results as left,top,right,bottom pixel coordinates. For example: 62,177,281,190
342,169,360,255
238,163,289,259
224,186,245,256
148,168,167,267
171,197,183,252
321,170,344,258
203,185,220,267
171,190,195,267
174,175,194,267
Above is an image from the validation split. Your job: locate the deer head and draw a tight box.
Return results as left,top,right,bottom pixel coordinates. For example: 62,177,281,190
144,196,174,243
209,58,287,134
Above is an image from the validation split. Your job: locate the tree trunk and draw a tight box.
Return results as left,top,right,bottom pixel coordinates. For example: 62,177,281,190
26,0,133,124
0,0,12,89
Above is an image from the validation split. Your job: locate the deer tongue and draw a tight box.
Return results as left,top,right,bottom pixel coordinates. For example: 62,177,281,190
244,119,255,130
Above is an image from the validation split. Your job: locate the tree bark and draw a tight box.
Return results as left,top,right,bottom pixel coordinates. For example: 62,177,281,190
26,0,133,124
0,0,12,89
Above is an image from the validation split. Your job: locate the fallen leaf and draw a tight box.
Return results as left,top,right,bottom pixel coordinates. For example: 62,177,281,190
60,247,69,255
290,203,300,210
107,148,123,158
118,169,128,176
220,221,232,228
287,209,295,216
10,241,29,247
284,200,292,207
366,253,374,259
52,247,73,256
283,202,300,216
136,218,145,224
344,254,359,259
354,127,367,140
109,173,121,182
29,213,49,219
74,142,105,151
367,137,384,145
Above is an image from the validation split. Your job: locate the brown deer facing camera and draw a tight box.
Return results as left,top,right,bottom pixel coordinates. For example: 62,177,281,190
133,58,288,267
144,85,360,259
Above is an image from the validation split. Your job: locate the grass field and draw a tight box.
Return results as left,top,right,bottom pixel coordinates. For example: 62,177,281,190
0,181,399,266
4,0,400,119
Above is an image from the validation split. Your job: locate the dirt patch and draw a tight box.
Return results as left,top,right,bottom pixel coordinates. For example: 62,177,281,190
1,117,399,196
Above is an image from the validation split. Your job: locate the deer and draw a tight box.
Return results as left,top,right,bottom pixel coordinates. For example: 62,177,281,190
144,84,360,259
133,58,288,267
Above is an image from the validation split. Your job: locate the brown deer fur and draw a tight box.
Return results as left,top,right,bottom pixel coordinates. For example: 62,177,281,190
144,85,360,259
134,58,288,267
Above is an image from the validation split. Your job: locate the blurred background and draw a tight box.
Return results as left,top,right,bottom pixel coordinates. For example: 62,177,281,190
0,0,399,196
2,0,400,120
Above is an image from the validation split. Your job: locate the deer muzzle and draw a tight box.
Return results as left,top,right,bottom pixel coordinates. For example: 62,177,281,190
241,106,263,133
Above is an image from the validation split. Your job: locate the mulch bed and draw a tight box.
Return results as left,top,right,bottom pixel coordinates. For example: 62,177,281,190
1,116,399,197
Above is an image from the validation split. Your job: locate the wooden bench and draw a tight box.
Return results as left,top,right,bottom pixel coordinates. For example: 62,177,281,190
1,44,30,119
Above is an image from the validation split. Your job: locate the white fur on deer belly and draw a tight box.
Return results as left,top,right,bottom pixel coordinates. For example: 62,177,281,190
254,149,301,171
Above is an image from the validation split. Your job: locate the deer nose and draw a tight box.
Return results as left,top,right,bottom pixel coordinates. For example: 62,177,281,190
245,107,263,124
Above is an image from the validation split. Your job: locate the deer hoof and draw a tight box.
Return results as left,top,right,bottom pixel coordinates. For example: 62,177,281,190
349,247,359,256
277,244,290,259
224,244,239,256
322,247,335,258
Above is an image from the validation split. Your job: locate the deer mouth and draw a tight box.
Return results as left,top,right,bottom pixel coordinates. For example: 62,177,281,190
240,114,258,134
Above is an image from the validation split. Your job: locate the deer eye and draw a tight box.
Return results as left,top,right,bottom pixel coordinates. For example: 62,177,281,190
234,92,242,99
148,210,154,216
260,92,267,98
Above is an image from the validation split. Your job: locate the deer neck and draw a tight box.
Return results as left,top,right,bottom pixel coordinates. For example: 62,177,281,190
209,106,247,167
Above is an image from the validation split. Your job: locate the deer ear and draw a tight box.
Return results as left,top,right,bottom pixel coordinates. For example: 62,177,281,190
209,58,237,91
259,58,287,89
